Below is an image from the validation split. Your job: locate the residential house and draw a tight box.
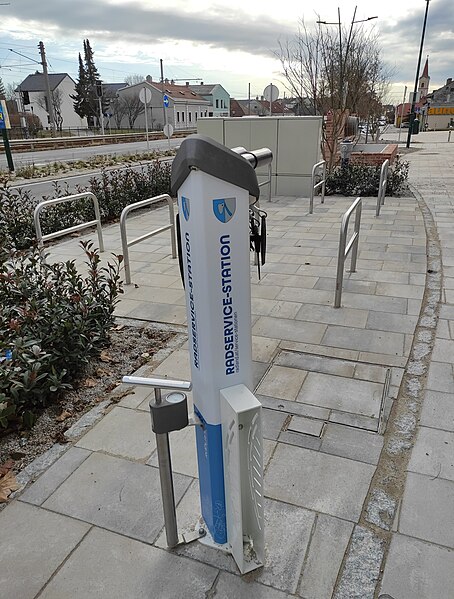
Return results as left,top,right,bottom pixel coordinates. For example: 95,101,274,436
230,97,293,117
188,83,230,117
116,78,210,131
15,72,87,130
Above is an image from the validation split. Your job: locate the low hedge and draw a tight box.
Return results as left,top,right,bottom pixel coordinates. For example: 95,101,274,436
0,241,123,430
0,160,172,251
325,157,410,197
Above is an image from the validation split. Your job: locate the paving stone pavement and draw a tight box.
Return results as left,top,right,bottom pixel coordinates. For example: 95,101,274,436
2,131,454,598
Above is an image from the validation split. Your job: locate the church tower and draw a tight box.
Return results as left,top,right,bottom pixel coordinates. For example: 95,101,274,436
419,56,430,100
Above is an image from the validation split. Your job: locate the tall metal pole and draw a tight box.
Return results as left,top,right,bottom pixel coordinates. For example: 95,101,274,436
160,59,170,149
338,7,343,109
398,85,407,143
38,41,56,137
248,83,251,115
406,0,431,148
98,97,105,136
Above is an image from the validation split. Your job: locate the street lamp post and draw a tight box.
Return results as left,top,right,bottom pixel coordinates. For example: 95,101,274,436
406,0,431,148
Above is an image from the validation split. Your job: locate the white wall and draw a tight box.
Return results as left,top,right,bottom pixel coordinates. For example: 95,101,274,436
17,76,87,130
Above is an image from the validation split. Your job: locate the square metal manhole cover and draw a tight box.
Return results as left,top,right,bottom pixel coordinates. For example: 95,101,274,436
256,350,402,436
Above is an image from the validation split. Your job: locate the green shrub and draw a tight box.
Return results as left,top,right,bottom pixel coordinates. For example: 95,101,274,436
0,185,37,250
325,157,409,197
86,160,172,221
0,241,123,430
0,160,172,250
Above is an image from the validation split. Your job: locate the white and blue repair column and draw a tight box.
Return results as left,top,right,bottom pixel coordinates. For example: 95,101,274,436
171,135,259,544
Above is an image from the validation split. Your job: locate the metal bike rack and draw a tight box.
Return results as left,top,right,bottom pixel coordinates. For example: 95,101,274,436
376,159,389,217
232,146,273,202
309,160,326,214
334,197,362,308
120,194,177,285
34,192,104,256
121,375,204,548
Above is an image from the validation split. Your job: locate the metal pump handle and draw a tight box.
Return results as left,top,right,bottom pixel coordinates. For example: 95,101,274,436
232,146,273,169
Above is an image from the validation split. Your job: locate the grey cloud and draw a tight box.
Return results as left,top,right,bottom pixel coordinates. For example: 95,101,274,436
7,0,293,57
379,0,454,84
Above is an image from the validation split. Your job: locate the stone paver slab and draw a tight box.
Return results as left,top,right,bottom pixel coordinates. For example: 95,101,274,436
252,316,327,344
420,390,454,432
0,501,90,599
276,350,355,378
256,498,315,593
408,426,454,481
252,336,280,363
297,372,382,418
426,361,454,394
321,423,383,465
366,311,418,334
288,415,324,437
39,527,218,599
20,447,91,506
322,326,404,356
380,533,454,599
76,407,156,460
257,365,307,401
265,444,375,521
43,452,191,544
432,338,454,363
299,513,354,599
295,303,369,328
399,472,454,548
213,572,291,598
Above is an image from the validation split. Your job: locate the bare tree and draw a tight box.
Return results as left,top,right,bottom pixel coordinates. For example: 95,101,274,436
37,89,64,131
109,97,128,129
278,18,391,169
125,74,145,86
121,93,144,129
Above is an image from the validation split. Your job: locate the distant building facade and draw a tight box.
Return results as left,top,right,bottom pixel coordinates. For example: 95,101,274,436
15,72,87,130
229,97,293,117
422,77,454,130
189,84,230,117
116,79,210,131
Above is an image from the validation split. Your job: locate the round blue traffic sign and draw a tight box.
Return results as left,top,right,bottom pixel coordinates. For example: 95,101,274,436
163,94,169,108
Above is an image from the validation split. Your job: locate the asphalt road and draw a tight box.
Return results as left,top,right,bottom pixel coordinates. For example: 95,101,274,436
9,158,174,199
1,137,181,169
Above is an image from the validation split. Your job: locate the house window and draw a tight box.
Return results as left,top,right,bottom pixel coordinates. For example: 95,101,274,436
216,99,219,108
209,112,213,117
182,112,185,122
189,112,192,122
195,113,198,121
205,111,208,117
177,112,180,123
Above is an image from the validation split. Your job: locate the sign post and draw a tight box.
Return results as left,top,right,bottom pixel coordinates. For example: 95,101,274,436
171,135,270,573
163,94,171,151
139,86,152,152
0,100,14,173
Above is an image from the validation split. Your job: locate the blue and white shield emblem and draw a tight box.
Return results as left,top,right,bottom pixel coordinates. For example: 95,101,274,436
213,197,236,223
181,196,190,221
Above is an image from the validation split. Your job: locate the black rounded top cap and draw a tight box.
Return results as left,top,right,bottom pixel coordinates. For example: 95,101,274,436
171,134,260,199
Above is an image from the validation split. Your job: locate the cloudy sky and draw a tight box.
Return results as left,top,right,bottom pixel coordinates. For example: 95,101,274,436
0,0,452,103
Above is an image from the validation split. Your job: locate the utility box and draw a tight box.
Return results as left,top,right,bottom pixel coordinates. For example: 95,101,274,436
197,116,323,197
